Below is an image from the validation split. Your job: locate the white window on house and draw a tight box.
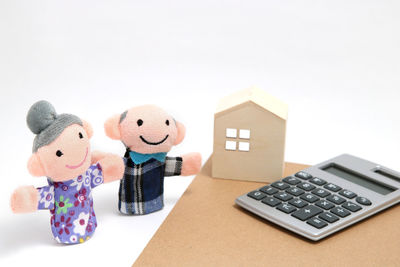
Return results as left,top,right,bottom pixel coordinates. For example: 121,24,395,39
238,142,250,152
226,128,237,138
225,140,237,151
225,128,251,152
239,129,250,139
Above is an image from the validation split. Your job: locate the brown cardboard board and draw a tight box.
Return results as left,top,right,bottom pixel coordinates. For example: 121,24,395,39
134,158,400,267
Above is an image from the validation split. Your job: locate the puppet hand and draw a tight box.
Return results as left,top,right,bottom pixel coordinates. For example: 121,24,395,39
10,186,38,213
98,154,125,183
181,152,202,176
91,150,108,164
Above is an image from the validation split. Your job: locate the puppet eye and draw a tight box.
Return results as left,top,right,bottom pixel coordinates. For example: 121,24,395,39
137,119,143,126
56,150,63,157
165,120,170,126
79,132,83,139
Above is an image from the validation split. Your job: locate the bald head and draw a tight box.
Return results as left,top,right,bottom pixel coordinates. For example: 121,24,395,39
105,105,186,154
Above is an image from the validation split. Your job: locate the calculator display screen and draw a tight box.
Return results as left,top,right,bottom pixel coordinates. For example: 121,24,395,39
322,164,396,195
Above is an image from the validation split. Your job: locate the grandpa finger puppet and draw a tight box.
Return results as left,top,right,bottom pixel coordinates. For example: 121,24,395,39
10,100,124,244
104,105,202,215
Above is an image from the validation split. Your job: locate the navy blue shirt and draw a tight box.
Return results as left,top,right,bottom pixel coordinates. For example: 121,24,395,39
118,149,182,215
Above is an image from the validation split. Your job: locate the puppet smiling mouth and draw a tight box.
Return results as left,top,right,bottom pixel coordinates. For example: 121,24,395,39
140,135,169,145
65,147,89,169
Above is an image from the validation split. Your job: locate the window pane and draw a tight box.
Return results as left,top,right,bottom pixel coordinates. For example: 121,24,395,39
225,141,236,150
226,128,237,138
239,129,250,139
238,142,250,151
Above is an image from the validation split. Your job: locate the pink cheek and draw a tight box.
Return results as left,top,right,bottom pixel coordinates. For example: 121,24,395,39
63,156,75,165
166,130,176,142
122,128,141,144
46,159,65,175
132,139,145,148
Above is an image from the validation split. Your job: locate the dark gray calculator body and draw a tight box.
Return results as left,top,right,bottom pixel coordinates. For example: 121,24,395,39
235,154,400,241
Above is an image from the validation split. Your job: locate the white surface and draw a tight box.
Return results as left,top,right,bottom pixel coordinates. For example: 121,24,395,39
239,129,250,140
1,1,400,266
238,141,250,152
226,128,237,138
225,140,236,151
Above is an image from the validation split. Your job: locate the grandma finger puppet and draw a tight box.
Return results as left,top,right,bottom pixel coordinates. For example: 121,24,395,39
10,100,124,244
104,105,202,215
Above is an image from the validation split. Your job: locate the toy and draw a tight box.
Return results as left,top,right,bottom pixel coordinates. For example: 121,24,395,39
10,100,125,244
104,105,202,215
212,87,288,182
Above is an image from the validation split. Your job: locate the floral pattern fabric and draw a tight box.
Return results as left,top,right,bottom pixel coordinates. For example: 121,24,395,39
37,163,104,244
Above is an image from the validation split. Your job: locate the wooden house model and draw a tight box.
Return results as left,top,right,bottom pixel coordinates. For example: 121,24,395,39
212,87,288,182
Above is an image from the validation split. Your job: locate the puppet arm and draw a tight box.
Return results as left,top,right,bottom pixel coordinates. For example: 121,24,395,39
165,153,202,177
181,152,202,176
96,153,125,183
11,184,55,213
10,186,39,213
91,150,108,164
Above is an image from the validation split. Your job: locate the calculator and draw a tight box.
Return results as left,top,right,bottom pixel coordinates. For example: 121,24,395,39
235,154,400,241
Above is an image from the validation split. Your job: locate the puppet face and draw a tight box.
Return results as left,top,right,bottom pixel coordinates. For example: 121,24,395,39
32,124,92,181
119,105,183,154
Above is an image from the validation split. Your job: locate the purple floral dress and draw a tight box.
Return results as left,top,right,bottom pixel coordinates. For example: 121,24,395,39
37,163,104,244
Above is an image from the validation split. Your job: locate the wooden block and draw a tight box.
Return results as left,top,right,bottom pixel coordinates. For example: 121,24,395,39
212,87,288,182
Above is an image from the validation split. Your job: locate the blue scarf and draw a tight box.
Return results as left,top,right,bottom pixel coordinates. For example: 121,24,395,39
129,151,167,165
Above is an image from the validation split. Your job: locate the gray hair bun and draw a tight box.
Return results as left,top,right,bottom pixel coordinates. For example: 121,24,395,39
27,100,83,152
27,100,57,134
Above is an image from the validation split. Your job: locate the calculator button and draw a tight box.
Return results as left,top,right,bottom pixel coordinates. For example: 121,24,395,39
307,217,328,229
295,171,313,180
319,212,339,223
339,190,357,199
326,195,346,205
261,197,281,207
291,205,323,221
259,186,278,195
286,187,305,196
315,200,335,210
288,198,308,208
276,203,297,214
274,192,293,202
300,193,319,203
330,207,351,218
309,177,327,186
356,196,372,206
297,182,316,191
342,201,362,212
271,181,290,190
324,183,342,192
282,176,301,185
311,188,331,198
247,191,266,200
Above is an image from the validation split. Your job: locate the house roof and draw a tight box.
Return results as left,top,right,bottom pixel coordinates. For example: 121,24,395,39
215,87,288,120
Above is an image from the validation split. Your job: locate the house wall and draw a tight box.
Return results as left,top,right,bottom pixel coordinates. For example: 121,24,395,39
212,102,286,182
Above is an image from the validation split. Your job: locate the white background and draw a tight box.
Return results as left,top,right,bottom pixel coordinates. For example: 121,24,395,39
0,1,399,266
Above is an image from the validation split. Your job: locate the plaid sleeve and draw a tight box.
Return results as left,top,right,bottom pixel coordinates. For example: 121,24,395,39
164,156,183,177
